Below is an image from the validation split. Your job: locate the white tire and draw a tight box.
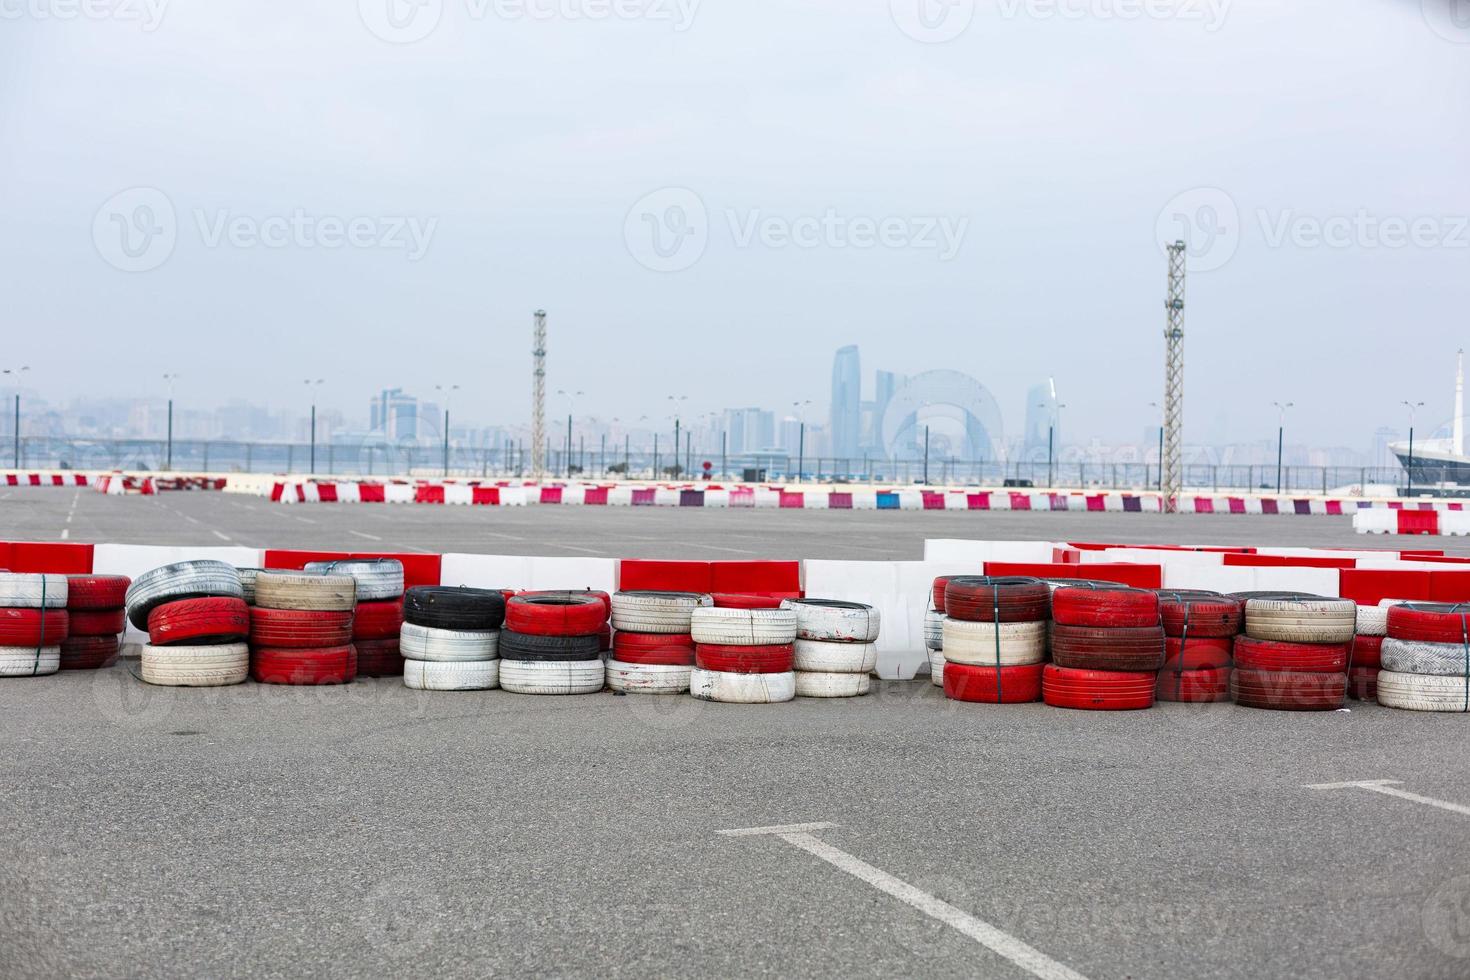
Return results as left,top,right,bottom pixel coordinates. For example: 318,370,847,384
690,667,795,704
606,659,691,694
792,639,877,674
125,560,242,628
253,572,356,612
928,650,945,686
140,642,249,687
1355,605,1388,637
0,574,68,609
923,609,944,652
1376,670,1470,712
303,559,404,601
237,568,262,606
795,671,871,698
399,623,499,662
1244,597,1356,644
610,591,712,634
0,647,60,677
1380,638,1470,676
499,658,604,695
941,619,1047,666
690,607,798,645
403,658,500,691
781,599,881,642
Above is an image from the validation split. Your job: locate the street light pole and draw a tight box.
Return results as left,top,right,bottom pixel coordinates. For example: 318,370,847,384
2,366,29,469
1272,401,1294,494
304,378,324,474
1403,399,1426,498
162,373,180,471
557,389,584,478
435,383,459,478
791,399,812,484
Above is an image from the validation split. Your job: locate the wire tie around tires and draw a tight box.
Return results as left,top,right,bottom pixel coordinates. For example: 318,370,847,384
991,585,1002,701
1460,613,1469,714
1173,603,1190,700
32,575,46,676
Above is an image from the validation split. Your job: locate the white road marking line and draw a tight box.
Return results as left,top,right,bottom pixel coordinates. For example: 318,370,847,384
349,530,383,541
667,540,757,555
555,544,608,555
60,528,69,540
212,530,231,541
294,516,317,524
718,823,1091,980
1307,779,1470,817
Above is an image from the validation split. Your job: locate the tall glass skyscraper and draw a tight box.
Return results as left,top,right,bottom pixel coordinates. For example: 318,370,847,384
830,345,862,460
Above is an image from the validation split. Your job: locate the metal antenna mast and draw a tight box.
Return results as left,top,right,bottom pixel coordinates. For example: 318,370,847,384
532,309,547,478
1162,241,1186,512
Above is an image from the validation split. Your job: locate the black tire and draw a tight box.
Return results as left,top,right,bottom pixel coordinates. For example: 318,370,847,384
404,586,507,631
499,629,601,662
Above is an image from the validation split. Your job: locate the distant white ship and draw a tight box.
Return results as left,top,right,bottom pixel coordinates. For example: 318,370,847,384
1391,350,1470,486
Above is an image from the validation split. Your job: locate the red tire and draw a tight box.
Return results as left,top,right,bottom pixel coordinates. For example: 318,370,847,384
517,589,612,620
353,600,404,641
249,608,353,648
1155,667,1231,703
65,575,130,610
1386,603,1470,643
0,608,69,647
1347,666,1379,702
1052,586,1160,628
505,594,606,636
943,577,1051,623
1231,668,1346,710
58,634,120,670
1163,636,1234,671
1050,625,1166,671
1042,664,1156,710
614,631,695,666
68,607,126,636
252,644,357,685
695,642,794,674
1348,635,1383,670
148,597,250,646
354,638,404,678
1234,637,1347,674
1158,593,1242,638
712,593,787,609
943,662,1043,703
931,576,959,614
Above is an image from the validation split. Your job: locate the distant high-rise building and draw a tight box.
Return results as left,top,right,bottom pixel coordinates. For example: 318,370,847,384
370,388,419,440
1024,380,1057,459
723,408,776,453
830,346,862,460
865,369,901,454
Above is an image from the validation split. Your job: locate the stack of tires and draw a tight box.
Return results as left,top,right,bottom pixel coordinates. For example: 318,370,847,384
784,599,880,698
128,561,249,687
1155,591,1241,703
607,591,709,695
1231,594,1354,711
250,571,357,685
0,573,69,678
306,560,405,678
500,592,607,695
1378,603,1470,713
400,586,506,691
1045,585,1164,711
940,577,1049,704
61,575,131,670
690,604,798,704
1348,605,1388,702
924,575,955,687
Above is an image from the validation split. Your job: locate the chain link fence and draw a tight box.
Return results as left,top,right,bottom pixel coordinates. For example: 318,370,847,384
3,436,1408,493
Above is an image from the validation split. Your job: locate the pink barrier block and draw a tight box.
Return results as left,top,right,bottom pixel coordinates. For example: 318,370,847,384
317,483,338,503
922,492,945,510
359,483,386,503
828,492,852,509
472,487,500,505
540,487,563,504
584,487,608,505
1228,498,1246,514
1009,492,1031,511
780,492,804,508
1194,497,1214,514
632,488,657,506
1086,495,1105,512
416,485,445,505
968,492,991,510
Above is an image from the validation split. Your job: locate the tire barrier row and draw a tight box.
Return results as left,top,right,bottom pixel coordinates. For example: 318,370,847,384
266,479,1396,517
0,573,70,677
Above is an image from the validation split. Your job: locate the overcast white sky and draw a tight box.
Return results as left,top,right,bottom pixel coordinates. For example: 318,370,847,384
1,0,1467,445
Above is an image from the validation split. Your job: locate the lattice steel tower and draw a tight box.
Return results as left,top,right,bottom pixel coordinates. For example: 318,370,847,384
531,309,547,477
1162,242,1186,513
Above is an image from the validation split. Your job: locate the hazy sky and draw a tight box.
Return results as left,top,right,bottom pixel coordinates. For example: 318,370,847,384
2,0,1467,446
